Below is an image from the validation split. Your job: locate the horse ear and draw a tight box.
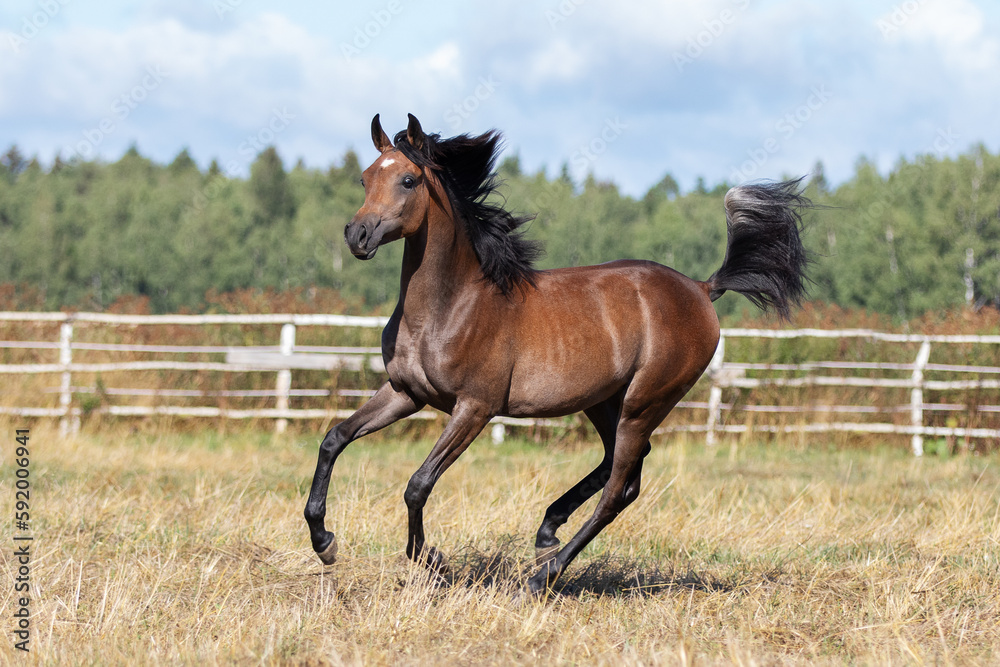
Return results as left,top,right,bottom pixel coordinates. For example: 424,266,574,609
371,114,393,153
406,113,426,152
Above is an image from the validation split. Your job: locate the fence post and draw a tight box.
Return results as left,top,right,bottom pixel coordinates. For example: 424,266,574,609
275,323,295,434
910,340,932,456
706,333,725,446
59,321,74,437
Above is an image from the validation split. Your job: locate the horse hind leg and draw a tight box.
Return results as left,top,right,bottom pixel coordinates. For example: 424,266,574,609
527,414,653,595
534,396,622,567
527,371,698,594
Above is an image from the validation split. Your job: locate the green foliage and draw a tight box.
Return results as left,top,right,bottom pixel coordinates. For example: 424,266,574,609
1,141,999,316
250,146,296,226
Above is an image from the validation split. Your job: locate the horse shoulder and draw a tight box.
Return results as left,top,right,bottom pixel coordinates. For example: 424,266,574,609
381,297,515,412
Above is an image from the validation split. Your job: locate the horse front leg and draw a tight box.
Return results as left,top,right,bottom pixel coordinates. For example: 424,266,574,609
304,381,423,564
403,401,492,573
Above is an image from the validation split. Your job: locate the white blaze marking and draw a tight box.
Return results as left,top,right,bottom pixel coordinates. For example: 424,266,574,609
380,158,396,168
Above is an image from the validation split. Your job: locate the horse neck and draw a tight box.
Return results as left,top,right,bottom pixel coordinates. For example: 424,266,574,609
398,190,483,322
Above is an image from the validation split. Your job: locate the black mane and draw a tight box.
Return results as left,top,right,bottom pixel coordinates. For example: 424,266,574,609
392,128,542,296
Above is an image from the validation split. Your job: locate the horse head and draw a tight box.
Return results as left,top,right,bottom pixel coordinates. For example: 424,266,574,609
344,114,432,259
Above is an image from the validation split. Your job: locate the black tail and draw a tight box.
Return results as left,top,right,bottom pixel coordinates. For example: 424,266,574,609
705,179,811,319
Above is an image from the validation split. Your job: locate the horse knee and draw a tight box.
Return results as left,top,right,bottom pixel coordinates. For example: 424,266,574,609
404,472,431,510
315,429,344,466
320,430,336,449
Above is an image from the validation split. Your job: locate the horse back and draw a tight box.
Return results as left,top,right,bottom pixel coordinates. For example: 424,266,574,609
506,260,720,417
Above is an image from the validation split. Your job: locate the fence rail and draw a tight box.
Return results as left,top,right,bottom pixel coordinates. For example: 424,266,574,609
2,312,1000,454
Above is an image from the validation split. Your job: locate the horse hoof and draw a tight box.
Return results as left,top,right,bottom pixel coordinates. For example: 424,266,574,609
317,535,338,565
426,546,450,575
535,544,560,568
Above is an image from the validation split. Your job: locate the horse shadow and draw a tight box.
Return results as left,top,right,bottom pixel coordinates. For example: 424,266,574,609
437,536,779,599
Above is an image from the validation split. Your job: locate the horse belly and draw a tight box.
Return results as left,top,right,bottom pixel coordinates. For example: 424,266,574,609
505,348,628,418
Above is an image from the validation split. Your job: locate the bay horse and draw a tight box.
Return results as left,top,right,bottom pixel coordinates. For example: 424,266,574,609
304,113,810,595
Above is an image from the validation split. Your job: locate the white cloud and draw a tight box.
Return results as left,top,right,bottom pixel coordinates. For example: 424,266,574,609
1,0,999,196
586,0,736,48
524,39,589,88
0,9,472,168
889,0,1000,72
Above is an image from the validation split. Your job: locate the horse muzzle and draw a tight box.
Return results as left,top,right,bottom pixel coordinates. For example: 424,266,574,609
344,216,385,260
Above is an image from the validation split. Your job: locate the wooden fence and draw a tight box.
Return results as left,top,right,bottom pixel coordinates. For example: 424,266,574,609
2,312,1000,455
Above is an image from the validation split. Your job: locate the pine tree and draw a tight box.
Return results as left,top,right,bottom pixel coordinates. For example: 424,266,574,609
249,147,295,226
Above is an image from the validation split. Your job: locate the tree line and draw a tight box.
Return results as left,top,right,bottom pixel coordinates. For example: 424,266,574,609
0,141,998,319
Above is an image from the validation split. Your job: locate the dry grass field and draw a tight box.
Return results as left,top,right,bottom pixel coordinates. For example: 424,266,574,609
3,419,1000,665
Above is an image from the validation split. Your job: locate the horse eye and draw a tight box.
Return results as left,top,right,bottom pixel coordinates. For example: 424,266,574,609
402,176,415,189
359,178,365,187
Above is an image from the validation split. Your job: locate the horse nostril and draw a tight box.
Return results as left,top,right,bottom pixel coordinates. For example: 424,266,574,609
343,224,350,239
357,225,368,245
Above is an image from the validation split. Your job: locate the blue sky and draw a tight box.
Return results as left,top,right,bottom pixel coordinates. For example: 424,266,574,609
2,0,998,195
